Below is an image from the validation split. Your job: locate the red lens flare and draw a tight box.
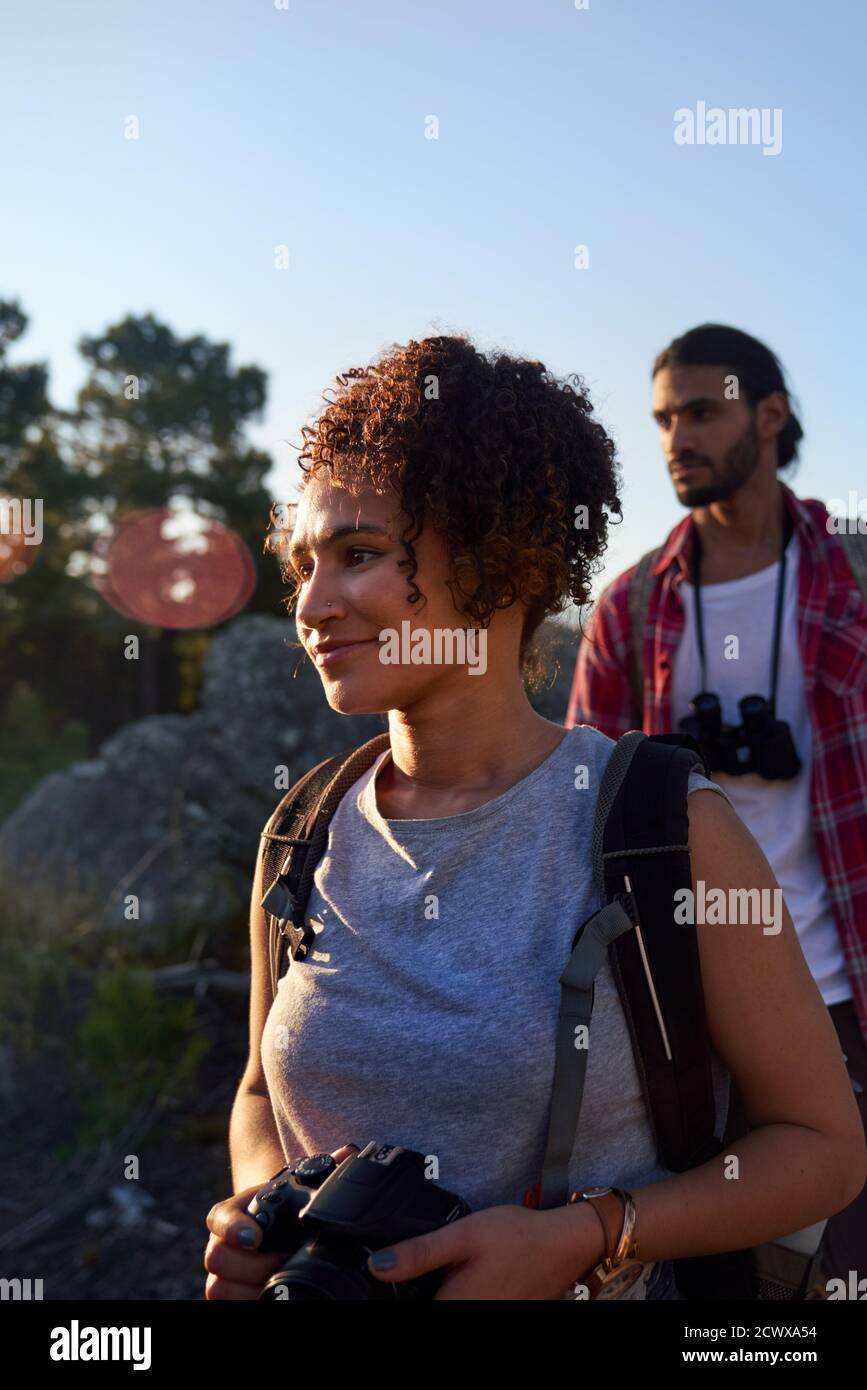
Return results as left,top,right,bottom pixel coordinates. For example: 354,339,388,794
93,508,256,629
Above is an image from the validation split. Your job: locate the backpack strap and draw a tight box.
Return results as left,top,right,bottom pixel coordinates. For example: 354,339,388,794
259,731,391,996
598,733,758,1298
538,894,636,1208
537,731,718,1210
834,530,867,602
259,753,342,1002
598,732,722,1173
626,548,659,718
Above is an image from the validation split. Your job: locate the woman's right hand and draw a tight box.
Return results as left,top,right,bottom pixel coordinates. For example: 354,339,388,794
204,1144,358,1300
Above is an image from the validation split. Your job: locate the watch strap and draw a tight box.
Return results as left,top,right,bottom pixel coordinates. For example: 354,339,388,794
584,1195,617,1264
569,1186,642,1296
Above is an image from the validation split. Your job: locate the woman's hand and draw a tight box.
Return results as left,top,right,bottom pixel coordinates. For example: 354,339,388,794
204,1144,358,1300
366,1201,600,1301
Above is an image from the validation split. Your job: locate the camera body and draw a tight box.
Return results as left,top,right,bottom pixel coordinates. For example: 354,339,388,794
247,1141,471,1300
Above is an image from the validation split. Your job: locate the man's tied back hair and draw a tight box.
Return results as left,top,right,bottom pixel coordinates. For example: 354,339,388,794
270,334,622,683
652,323,804,469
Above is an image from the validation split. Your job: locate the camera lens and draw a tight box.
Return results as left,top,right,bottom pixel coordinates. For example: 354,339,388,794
260,1242,394,1301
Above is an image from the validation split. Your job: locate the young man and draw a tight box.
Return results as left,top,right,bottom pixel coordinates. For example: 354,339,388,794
566,324,867,1291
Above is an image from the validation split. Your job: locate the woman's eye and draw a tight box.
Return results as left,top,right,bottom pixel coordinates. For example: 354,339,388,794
293,548,376,581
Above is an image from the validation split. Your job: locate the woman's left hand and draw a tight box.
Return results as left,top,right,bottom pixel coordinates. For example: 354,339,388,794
365,1202,597,1300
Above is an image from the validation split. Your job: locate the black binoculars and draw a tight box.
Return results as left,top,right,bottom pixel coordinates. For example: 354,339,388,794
679,691,801,780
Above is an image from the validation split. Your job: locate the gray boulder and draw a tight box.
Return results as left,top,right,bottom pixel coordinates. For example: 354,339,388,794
0,615,578,937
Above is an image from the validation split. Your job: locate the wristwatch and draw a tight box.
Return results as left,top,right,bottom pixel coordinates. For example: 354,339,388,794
567,1186,644,1300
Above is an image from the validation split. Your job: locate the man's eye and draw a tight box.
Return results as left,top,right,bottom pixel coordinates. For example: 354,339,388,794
346,547,377,566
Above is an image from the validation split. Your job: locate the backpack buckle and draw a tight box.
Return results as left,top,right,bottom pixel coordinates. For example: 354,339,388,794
261,875,296,922
284,919,316,961
262,876,317,960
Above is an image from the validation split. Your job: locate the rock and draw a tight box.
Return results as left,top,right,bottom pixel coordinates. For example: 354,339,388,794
0,614,578,937
526,617,581,723
84,1208,111,1231
85,1185,165,1232
107,1184,157,1227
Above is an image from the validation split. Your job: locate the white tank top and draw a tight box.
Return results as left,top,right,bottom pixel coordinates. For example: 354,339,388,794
671,533,851,1007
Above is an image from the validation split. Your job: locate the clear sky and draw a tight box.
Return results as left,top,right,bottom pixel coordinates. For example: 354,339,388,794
3,0,864,597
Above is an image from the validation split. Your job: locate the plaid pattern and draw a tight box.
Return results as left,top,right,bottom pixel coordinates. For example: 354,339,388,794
566,484,867,1046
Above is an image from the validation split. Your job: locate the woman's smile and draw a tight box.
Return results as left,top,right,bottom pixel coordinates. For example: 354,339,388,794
313,637,379,669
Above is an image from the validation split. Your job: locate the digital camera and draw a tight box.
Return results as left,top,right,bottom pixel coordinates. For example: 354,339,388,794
247,1141,471,1300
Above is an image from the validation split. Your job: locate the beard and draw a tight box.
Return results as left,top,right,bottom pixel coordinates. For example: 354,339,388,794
673,415,760,508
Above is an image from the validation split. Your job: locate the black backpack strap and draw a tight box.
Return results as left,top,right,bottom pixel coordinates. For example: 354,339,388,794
597,732,757,1298
537,730,716,1209
596,732,722,1173
259,731,391,995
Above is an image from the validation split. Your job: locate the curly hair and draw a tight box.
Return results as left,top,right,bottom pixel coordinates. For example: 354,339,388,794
267,334,621,687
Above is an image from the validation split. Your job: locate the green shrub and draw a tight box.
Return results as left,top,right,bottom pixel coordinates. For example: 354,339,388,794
0,682,89,818
75,964,208,1142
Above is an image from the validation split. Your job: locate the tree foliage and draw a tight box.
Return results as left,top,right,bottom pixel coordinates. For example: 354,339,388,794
0,301,284,812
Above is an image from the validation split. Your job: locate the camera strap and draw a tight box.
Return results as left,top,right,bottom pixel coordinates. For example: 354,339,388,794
692,506,794,711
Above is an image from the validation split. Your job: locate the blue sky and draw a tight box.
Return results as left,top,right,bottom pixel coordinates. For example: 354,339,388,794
3,0,864,597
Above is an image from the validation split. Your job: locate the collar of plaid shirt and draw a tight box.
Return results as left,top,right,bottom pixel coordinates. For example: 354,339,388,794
567,482,867,1046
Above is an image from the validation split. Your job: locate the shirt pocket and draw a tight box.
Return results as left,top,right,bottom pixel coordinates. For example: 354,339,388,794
815,588,867,697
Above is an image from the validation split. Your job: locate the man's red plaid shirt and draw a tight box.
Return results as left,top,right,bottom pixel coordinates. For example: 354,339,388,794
566,484,867,1046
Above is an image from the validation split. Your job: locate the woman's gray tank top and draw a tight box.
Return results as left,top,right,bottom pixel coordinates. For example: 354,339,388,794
261,724,730,1299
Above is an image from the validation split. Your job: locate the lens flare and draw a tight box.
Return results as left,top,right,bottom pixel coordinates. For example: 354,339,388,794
94,508,256,628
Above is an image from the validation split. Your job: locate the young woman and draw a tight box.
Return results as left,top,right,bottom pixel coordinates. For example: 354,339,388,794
204,335,865,1301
